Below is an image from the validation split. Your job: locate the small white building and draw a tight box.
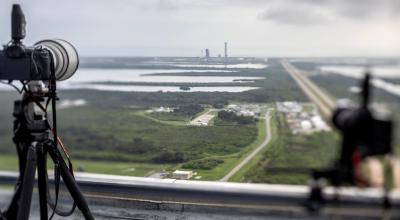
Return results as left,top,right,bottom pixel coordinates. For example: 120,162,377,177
311,116,330,131
300,120,312,131
155,106,174,113
172,170,194,180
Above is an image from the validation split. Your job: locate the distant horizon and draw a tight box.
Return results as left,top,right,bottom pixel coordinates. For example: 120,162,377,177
1,0,399,58
79,55,400,59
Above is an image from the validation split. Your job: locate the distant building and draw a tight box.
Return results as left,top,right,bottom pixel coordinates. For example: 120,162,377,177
154,106,174,113
205,49,210,58
172,170,195,180
224,42,228,58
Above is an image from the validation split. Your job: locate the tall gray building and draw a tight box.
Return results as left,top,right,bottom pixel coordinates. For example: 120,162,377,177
224,42,228,58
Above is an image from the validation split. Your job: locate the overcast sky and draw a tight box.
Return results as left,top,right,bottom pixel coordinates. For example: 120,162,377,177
0,0,399,57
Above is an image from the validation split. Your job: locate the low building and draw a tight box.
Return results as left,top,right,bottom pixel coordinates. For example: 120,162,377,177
172,170,195,180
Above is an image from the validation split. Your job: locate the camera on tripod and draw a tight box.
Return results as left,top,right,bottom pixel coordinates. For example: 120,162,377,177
308,73,393,211
0,4,78,82
318,73,392,185
0,4,94,220
333,78,392,162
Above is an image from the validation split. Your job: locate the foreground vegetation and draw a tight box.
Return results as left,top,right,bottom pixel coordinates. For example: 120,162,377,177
0,58,331,182
242,110,339,184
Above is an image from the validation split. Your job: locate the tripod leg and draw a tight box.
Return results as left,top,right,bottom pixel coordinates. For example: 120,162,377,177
3,143,28,220
17,144,38,220
37,145,48,220
48,148,94,220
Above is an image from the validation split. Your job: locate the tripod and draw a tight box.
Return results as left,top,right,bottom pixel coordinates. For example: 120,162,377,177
2,91,94,220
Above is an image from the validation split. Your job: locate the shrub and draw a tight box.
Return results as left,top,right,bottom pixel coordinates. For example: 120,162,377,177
182,158,224,170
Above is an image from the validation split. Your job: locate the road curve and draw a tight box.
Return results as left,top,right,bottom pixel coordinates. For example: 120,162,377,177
220,109,272,182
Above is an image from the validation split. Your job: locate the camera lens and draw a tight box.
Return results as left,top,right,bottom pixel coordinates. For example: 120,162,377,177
34,39,79,81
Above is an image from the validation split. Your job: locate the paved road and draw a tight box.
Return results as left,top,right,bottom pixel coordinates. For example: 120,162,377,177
189,109,216,126
281,60,335,118
219,109,272,182
282,59,400,188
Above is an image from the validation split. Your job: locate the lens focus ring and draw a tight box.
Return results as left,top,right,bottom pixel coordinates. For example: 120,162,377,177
34,39,79,81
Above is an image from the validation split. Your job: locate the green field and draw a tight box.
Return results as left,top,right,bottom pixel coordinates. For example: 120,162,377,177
187,116,268,180
0,97,262,180
241,110,339,184
0,154,170,177
0,107,267,181
3,58,378,183
229,111,274,182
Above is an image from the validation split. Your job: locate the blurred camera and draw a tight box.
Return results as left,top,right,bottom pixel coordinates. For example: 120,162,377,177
332,74,392,158
332,102,392,157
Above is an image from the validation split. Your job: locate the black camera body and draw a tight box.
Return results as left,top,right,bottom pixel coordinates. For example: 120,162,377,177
311,73,392,188
0,4,51,81
307,73,394,212
0,45,52,81
332,73,392,172
333,104,392,159
0,4,78,82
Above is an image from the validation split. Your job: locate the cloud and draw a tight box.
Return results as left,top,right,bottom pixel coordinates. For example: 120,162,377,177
255,0,400,25
157,0,180,11
1,0,398,57
258,5,335,25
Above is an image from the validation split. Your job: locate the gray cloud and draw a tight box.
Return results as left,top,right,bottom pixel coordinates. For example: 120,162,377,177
257,5,334,25
253,0,400,25
157,0,181,11
154,0,400,23
0,0,398,57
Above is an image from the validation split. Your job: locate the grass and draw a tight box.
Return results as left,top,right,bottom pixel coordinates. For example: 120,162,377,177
0,103,259,179
0,109,266,181
0,155,19,171
229,110,276,182
48,107,257,163
186,113,268,181
0,184,14,190
0,59,354,183
136,110,188,126
241,110,340,184
0,154,171,177
195,156,240,180
72,160,171,176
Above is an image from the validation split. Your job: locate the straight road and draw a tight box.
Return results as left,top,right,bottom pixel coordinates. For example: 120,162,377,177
282,60,400,188
219,109,272,182
281,60,335,118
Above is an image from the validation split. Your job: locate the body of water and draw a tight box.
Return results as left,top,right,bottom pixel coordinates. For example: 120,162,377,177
319,65,400,79
65,68,263,84
174,63,268,69
59,84,259,92
0,68,263,93
319,65,400,97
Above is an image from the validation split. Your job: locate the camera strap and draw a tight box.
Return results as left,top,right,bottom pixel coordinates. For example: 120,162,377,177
47,145,77,219
47,164,77,219
46,81,77,219
49,162,60,220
